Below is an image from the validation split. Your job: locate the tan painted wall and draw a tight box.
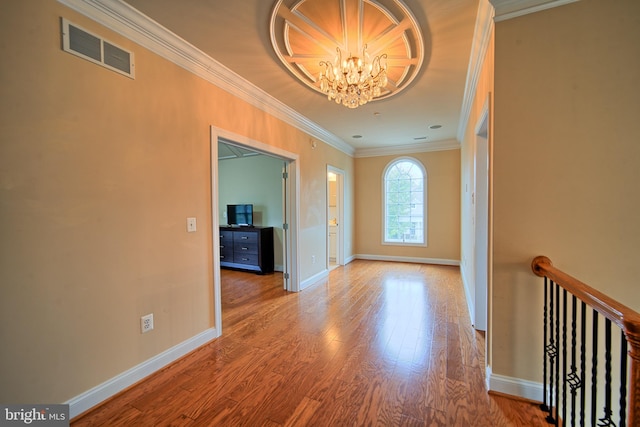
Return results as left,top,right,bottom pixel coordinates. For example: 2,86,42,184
354,150,461,261
492,0,640,381
0,2,353,403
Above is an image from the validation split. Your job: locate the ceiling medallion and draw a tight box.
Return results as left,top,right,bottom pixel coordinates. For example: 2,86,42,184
270,0,424,108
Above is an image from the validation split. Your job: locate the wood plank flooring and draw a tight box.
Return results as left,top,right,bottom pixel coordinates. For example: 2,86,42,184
72,260,548,426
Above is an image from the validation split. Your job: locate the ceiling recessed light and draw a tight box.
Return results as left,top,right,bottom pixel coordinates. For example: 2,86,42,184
352,135,363,139
429,124,442,129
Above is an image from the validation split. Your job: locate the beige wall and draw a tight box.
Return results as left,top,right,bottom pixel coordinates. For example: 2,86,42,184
492,0,640,381
354,150,461,262
0,2,353,404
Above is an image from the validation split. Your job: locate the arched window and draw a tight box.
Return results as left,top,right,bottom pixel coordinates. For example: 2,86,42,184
383,158,426,245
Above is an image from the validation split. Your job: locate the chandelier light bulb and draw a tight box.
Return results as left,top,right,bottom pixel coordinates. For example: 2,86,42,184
318,45,388,109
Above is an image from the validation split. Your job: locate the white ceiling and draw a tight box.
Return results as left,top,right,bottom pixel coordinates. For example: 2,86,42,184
121,0,477,153
113,0,571,154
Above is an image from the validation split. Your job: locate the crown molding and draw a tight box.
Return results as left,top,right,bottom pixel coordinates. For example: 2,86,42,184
354,139,460,158
456,0,494,142
57,0,355,157
490,0,580,22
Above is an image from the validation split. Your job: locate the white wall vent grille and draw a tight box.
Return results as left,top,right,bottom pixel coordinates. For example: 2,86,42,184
61,18,135,79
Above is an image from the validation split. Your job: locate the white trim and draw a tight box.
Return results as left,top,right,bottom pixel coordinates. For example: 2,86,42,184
355,254,460,266
210,129,223,336
344,255,357,264
460,264,476,327
488,372,543,402
56,0,354,157
211,127,301,293
355,139,460,158
475,97,490,136
485,365,492,391
457,0,494,142
300,269,330,291
67,328,218,419
491,0,580,22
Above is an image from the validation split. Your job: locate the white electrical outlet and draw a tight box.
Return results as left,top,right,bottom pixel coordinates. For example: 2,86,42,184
141,313,154,333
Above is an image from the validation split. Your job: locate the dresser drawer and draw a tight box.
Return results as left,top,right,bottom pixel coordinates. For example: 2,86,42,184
233,231,258,244
220,230,233,244
219,244,233,261
234,253,259,265
234,241,258,254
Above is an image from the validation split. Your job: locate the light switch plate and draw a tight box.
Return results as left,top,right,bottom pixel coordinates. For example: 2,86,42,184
187,217,197,232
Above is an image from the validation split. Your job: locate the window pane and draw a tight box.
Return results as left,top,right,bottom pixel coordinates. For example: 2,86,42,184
384,159,425,244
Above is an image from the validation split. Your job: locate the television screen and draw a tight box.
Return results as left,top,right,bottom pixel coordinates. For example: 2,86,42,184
227,204,253,226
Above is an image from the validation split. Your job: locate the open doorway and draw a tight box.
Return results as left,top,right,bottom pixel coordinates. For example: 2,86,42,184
210,126,300,336
474,107,489,332
473,95,492,383
327,166,345,270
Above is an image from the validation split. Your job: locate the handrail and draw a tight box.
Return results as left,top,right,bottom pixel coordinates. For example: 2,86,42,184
532,255,640,426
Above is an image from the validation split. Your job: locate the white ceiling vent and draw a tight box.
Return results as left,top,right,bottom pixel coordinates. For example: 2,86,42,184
61,18,135,79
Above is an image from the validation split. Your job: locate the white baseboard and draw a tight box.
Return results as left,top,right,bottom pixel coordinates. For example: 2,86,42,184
67,327,219,419
485,365,492,391
460,267,475,327
344,255,356,264
299,269,329,290
354,254,460,266
488,372,543,402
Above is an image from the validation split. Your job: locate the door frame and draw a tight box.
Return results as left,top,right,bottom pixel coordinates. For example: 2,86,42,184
326,165,345,268
210,126,300,336
473,103,489,332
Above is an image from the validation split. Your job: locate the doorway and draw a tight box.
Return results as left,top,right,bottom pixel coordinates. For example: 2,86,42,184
210,126,300,336
327,166,345,270
473,98,490,333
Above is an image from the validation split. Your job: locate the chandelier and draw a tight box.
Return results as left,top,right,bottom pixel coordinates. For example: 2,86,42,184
318,45,388,109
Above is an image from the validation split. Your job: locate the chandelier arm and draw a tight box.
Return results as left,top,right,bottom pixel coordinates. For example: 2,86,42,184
318,45,388,108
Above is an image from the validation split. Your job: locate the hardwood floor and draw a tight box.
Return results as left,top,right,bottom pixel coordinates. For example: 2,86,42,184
72,260,548,426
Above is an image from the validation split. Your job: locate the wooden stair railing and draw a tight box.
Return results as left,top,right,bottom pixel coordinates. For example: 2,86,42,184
532,256,640,427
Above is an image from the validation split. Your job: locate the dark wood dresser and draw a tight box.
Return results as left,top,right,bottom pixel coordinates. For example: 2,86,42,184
219,226,274,274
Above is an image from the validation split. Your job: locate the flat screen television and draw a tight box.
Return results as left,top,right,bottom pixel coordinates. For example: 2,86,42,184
227,204,253,226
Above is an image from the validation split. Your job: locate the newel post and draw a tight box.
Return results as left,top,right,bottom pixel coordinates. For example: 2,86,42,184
624,322,640,427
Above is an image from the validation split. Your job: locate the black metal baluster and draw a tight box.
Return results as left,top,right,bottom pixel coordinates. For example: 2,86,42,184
597,319,615,426
546,279,557,424
541,276,550,414
566,295,582,427
592,312,599,426
562,289,568,425
555,281,560,427
580,301,586,427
